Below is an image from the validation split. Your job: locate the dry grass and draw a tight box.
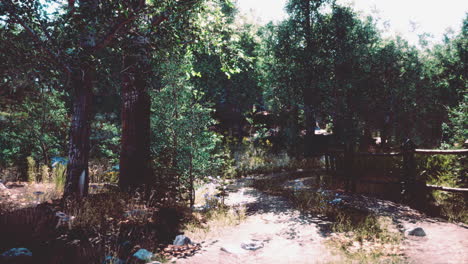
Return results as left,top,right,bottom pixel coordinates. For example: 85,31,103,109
0,186,193,263
184,204,246,242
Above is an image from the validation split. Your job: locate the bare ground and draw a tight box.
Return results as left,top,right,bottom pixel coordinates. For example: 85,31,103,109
179,178,343,264
339,193,468,264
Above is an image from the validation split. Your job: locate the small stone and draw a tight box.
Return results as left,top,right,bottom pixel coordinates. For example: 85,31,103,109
407,227,426,237
173,235,192,246
1,248,33,264
240,241,264,251
1,248,32,257
103,256,125,264
132,249,153,262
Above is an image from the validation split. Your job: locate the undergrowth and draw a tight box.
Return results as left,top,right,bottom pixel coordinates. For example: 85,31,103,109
418,154,467,223
0,188,192,263
227,140,322,177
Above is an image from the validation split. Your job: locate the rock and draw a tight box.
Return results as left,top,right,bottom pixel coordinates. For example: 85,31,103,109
329,198,343,205
132,249,153,262
1,248,32,257
1,248,32,264
124,209,148,218
0,183,7,190
407,227,426,237
240,241,264,251
173,235,192,246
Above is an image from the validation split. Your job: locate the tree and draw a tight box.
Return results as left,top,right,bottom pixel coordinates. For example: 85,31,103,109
286,0,331,153
2,0,161,196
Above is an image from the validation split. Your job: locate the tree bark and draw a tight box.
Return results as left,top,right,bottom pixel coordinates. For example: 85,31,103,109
64,66,94,197
302,0,318,155
63,0,98,198
119,36,152,191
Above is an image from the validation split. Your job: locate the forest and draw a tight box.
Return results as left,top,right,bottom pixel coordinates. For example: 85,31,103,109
0,0,466,263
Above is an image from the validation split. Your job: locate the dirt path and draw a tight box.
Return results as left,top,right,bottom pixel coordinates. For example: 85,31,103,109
178,178,342,264
348,196,468,264
342,194,468,264
178,174,468,264
403,220,468,264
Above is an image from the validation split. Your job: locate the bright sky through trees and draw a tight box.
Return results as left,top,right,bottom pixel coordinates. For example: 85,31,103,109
236,0,468,46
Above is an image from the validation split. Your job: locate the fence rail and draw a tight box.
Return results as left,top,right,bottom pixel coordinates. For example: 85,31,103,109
415,149,468,155
322,140,467,198
426,184,468,193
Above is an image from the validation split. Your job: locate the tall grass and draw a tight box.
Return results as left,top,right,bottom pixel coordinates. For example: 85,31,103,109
27,156,37,183
52,164,67,191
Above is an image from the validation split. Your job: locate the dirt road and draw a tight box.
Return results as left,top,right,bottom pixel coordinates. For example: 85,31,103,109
178,179,342,264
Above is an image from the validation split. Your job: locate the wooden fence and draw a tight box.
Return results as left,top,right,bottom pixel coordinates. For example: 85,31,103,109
323,139,468,201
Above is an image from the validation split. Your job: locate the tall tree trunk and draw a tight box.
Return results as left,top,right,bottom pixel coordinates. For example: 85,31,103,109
189,109,195,207
302,0,318,155
119,36,152,191
63,0,98,198
64,66,94,197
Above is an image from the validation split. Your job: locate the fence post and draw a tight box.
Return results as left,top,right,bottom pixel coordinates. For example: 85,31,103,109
344,143,356,192
350,143,356,192
401,139,416,202
325,154,330,172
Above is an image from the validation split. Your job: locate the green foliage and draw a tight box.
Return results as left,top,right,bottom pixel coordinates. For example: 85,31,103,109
0,89,69,169
442,94,468,147
0,0,465,215
150,52,228,200
418,155,464,187
418,154,467,223
90,115,120,163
